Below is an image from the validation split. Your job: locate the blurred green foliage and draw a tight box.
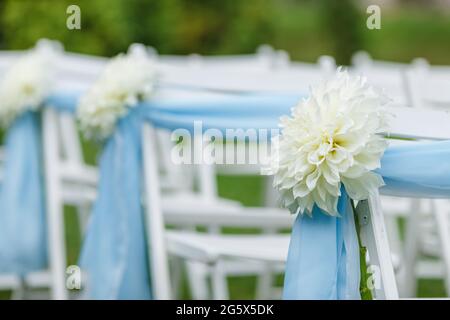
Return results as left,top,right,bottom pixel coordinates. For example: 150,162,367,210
0,0,449,64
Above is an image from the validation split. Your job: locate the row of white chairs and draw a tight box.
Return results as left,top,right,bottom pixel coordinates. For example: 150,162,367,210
0,43,328,300
1,42,450,299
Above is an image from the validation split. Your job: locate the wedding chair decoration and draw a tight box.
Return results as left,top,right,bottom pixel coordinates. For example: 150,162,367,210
396,61,450,297
351,53,450,297
0,40,101,299
79,43,338,297
263,69,450,299
0,41,61,279
154,50,336,299
76,43,300,299
77,48,159,299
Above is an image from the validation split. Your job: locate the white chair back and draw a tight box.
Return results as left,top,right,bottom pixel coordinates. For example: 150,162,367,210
405,59,450,110
351,51,410,107
142,103,450,300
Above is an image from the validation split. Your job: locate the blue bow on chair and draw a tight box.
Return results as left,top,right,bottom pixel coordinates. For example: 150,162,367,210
0,94,77,274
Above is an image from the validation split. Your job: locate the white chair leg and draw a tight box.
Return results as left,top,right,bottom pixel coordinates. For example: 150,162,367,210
400,199,422,298
169,256,182,299
186,261,210,300
76,202,90,235
433,200,450,296
142,123,172,300
210,261,229,300
256,226,277,300
255,264,273,300
357,192,399,299
42,108,68,300
43,113,67,300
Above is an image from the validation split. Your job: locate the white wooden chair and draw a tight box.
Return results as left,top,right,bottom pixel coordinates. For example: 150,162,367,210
394,61,450,297
142,104,450,300
406,59,450,110
351,51,410,107
8,44,294,300
0,44,103,299
351,52,450,297
28,45,325,300
137,45,335,299
154,55,337,299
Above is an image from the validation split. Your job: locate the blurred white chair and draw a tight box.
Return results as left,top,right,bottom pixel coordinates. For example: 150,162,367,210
351,51,450,297
152,126,293,300
144,45,336,299
406,58,450,110
394,60,450,297
144,101,450,301
351,51,410,107
158,44,289,74
158,54,336,299
0,42,103,299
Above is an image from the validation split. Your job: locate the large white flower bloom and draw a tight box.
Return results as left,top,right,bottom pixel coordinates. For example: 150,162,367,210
0,42,59,128
264,69,389,216
77,49,157,139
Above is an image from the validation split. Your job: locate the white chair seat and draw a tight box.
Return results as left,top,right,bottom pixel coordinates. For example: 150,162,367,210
166,231,290,264
59,163,99,205
163,196,293,229
60,162,98,186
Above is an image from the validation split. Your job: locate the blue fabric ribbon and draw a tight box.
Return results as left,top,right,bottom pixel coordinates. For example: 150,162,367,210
283,140,450,300
79,109,152,299
0,94,77,275
283,190,361,299
0,112,47,274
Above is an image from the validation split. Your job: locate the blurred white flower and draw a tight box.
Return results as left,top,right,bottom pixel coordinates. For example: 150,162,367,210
77,49,157,139
0,42,59,128
263,69,389,216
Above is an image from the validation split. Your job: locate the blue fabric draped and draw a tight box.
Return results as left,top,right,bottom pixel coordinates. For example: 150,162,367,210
283,140,450,300
4,88,450,300
79,93,301,299
144,93,300,131
0,112,47,274
79,109,152,299
0,94,77,275
282,191,361,299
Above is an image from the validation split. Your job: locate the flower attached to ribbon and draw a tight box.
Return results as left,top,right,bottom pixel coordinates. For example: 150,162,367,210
0,40,60,128
263,69,390,216
77,46,157,140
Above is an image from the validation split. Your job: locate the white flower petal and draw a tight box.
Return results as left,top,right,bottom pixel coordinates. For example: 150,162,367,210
262,69,389,216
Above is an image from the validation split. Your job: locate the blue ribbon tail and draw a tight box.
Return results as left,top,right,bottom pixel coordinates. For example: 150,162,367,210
0,112,47,274
79,110,152,299
282,191,361,300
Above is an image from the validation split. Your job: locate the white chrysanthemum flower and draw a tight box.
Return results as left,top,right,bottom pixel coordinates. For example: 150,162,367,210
0,42,59,128
263,69,389,216
77,49,157,139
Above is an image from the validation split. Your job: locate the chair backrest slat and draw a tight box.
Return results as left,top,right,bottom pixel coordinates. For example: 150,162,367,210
389,106,450,140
